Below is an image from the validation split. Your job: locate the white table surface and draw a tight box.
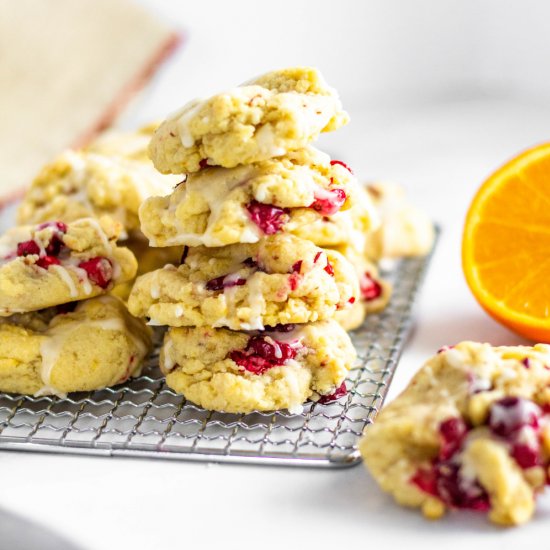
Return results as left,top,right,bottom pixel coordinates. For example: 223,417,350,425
2,66,550,550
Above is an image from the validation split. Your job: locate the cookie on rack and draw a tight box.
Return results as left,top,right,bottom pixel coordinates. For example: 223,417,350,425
128,234,358,330
139,146,378,247
0,218,137,315
360,341,550,526
149,66,349,174
160,319,356,413
364,181,435,260
0,295,152,396
17,149,179,236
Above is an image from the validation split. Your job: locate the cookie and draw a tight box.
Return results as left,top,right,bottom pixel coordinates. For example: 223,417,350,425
360,341,550,526
128,234,358,330
139,146,378,247
149,67,349,174
0,295,152,396
331,243,391,330
160,319,356,413
364,181,435,260
17,149,179,236
0,218,137,315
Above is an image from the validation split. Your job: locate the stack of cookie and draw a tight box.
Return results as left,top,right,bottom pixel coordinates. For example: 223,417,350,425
0,217,152,396
128,67,388,413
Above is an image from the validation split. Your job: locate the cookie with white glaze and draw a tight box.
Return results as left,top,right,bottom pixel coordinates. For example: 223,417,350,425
360,341,550,526
160,320,356,413
128,234,358,330
149,66,349,174
0,295,151,396
139,146,377,247
0,218,137,315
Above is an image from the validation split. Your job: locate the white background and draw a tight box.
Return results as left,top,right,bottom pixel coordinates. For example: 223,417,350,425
2,1,550,548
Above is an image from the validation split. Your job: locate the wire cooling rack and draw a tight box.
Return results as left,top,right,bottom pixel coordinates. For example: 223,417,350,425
0,234,437,468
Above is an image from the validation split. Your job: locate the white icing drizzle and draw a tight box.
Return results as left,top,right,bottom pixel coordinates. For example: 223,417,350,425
254,125,286,157
36,302,147,396
50,265,78,297
146,165,262,247
243,274,265,330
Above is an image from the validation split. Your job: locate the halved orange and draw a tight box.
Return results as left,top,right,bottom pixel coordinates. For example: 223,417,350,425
462,143,550,342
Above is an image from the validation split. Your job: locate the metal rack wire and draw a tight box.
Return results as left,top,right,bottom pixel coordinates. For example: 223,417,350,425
0,237,436,467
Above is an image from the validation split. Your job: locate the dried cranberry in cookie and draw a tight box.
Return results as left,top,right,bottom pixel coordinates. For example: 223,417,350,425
0,218,137,315
128,234,359,330
360,341,550,526
159,320,356,413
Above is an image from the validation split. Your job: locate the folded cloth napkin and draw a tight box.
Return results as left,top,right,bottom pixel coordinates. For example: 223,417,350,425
0,0,181,203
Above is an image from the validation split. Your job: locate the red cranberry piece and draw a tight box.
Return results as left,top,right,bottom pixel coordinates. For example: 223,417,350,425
313,251,322,263
411,468,438,497
360,272,382,301
324,262,335,276
78,257,113,289
439,417,468,460
512,442,540,469
36,256,61,269
435,462,490,511
230,351,272,375
291,260,302,273
230,336,299,374
488,396,540,437
45,234,65,256
205,275,246,291
288,273,301,291
309,188,347,216
246,201,287,235
247,336,297,363
17,240,40,257
199,158,210,169
317,382,347,404
349,296,356,304
330,160,354,174
521,358,531,368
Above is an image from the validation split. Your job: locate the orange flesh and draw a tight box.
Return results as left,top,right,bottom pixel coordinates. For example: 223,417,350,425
462,143,550,340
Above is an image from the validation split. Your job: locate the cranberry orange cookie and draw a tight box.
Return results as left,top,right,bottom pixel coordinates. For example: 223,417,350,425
160,320,356,413
0,295,152,396
17,150,179,235
149,67,349,174
360,341,550,526
139,147,377,247
0,218,137,315
364,181,435,260
128,234,358,330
